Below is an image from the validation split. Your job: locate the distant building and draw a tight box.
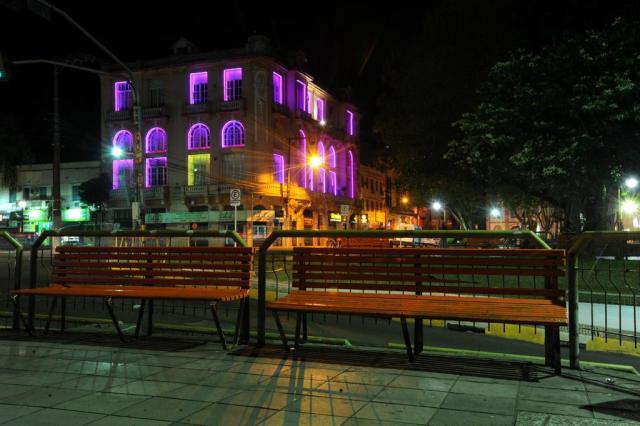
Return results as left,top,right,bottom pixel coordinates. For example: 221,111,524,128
0,161,100,232
357,164,387,229
100,35,360,244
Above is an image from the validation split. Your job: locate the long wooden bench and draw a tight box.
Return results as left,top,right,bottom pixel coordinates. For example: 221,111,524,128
267,247,567,372
12,246,253,348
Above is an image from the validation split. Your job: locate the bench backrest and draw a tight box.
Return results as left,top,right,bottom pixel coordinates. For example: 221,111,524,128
53,246,253,289
292,247,565,300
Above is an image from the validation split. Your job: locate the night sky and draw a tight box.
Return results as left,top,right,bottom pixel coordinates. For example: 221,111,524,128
1,1,638,164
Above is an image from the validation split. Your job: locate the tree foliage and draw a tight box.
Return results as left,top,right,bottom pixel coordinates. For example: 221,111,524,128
79,173,110,223
447,18,640,231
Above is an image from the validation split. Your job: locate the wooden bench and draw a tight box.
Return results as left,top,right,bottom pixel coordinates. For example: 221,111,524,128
267,247,567,372
12,246,253,348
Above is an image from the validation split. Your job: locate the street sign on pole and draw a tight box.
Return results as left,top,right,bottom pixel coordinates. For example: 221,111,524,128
230,188,241,206
340,204,350,216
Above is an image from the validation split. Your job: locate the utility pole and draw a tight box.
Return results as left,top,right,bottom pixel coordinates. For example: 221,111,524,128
52,65,61,232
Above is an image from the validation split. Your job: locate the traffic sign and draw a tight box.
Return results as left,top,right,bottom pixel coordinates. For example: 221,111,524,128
230,188,241,207
340,204,350,216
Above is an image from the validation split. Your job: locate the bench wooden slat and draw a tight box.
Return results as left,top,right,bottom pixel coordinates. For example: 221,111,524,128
57,246,253,254
53,268,250,280
292,256,564,267
56,253,252,262
293,268,562,281
51,276,250,288
295,247,565,257
53,261,252,271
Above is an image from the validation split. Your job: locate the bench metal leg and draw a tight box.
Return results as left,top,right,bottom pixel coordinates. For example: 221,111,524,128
414,318,424,355
104,298,127,343
10,295,35,336
302,313,308,344
545,325,561,374
272,310,290,352
400,317,415,362
294,312,302,349
60,297,66,332
232,298,246,346
134,299,146,339
210,302,228,350
147,300,154,336
43,297,58,335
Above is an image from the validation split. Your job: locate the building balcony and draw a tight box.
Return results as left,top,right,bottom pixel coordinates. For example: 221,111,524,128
272,102,290,117
106,109,133,122
109,189,130,201
218,98,245,112
142,186,164,200
142,106,169,119
183,102,212,115
184,185,207,196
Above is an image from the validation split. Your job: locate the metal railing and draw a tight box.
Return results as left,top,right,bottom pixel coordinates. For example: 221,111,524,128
23,229,249,337
567,231,640,369
256,229,553,346
0,231,23,330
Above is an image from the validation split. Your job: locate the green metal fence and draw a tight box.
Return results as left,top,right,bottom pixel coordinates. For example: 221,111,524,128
256,229,554,347
0,231,23,330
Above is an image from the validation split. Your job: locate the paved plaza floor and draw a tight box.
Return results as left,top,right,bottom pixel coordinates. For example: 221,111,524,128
0,332,639,425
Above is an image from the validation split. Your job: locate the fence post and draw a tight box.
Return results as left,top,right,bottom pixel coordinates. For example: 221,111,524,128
257,246,267,346
568,251,580,369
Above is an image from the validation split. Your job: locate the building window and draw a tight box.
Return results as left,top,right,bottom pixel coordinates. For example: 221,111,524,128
221,120,244,148
113,130,134,154
348,150,355,198
146,157,167,187
112,159,133,190
316,98,325,122
145,127,167,153
189,72,208,105
71,185,81,202
148,80,164,107
317,142,326,193
328,146,337,196
272,72,283,104
295,80,307,112
114,81,132,111
188,123,210,150
188,154,209,186
273,153,285,184
22,187,30,200
9,190,16,203
223,68,242,101
297,129,307,187
223,153,244,180
346,109,355,136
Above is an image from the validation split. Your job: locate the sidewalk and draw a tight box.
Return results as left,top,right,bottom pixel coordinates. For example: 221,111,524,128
0,333,639,425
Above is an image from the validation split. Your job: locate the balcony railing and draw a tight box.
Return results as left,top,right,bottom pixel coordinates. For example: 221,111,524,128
109,189,130,201
142,187,163,200
183,102,212,115
218,98,245,111
184,185,207,195
272,102,290,117
106,109,133,122
142,106,168,119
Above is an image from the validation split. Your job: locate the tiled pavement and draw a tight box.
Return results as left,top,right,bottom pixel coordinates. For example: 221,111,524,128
0,334,639,425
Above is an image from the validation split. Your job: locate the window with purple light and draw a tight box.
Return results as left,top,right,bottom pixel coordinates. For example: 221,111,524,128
317,142,326,193
113,130,134,154
146,157,167,187
145,127,167,153
114,81,132,111
272,72,283,104
316,98,325,122
298,129,307,187
348,150,355,198
295,80,307,112
223,68,242,101
189,72,208,104
112,159,133,190
187,123,210,150
306,92,313,114
346,110,355,136
273,153,285,184
329,171,337,196
221,120,244,148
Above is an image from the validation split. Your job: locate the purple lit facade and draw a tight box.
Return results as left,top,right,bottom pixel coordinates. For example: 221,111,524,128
101,37,360,231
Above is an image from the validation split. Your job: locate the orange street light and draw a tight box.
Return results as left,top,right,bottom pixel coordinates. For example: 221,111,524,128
308,155,323,168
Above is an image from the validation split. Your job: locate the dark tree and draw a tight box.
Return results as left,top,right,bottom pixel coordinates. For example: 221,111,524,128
79,173,110,224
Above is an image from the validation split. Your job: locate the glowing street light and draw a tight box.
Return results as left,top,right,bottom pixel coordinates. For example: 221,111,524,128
401,196,409,205
111,146,124,158
431,201,442,211
625,177,639,190
308,155,323,168
621,199,638,215
490,207,501,218
18,200,27,209
319,120,326,126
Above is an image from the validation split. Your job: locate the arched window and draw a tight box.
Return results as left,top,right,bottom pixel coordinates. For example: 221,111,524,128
113,130,134,154
348,150,355,198
145,127,167,153
328,146,337,195
188,123,210,150
221,120,244,148
298,129,307,187
317,142,326,193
